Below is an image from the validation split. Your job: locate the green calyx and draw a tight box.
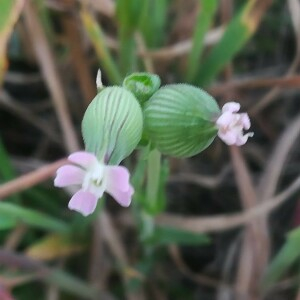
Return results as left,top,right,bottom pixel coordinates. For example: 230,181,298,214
82,86,143,164
123,72,161,105
144,84,220,157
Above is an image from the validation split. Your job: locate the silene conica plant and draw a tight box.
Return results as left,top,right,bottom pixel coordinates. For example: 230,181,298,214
54,71,253,217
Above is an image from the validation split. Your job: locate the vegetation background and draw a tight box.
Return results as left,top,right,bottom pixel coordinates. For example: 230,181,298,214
1,0,300,299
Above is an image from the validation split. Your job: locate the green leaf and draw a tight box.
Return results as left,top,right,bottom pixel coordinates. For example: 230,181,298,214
0,136,21,202
47,269,97,299
116,0,142,74
0,214,17,230
0,137,16,180
80,9,122,84
144,84,220,157
186,0,218,82
116,0,143,33
0,0,24,84
138,0,168,47
0,202,69,233
147,226,210,246
262,227,300,289
195,0,271,86
82,86,143,164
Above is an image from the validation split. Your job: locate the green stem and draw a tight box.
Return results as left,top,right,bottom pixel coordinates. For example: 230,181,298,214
146,149,161,210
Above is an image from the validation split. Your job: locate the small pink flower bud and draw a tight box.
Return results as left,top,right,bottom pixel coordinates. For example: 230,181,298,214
216,102,253,146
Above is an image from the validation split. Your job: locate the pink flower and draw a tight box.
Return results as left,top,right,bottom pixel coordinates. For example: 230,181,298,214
54,151,134,216
216,102,254,146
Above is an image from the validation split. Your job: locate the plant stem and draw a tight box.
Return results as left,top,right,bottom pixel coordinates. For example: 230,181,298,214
0,159,67,199
146,149,161,211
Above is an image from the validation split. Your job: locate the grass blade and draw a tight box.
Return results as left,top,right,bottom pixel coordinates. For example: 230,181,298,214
0,202,69,233
139,0,169,47
0,137,21,202
80,9,122,84
262,227,300,288
186,0,218,82
195,0,272,87
0,0,25,84
116,0,142,74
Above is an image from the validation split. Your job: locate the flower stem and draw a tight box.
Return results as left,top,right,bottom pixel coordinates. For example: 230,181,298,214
146,148,161,209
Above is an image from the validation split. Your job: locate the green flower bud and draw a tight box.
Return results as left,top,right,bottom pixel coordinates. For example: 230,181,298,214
123,72,161,105
144,84,220,157
82,86,143,164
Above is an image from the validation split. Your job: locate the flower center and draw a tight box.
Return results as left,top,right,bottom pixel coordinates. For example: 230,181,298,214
82,162,107,198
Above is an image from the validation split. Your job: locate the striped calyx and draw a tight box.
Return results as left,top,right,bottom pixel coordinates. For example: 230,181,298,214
123,72,161,105
144,84,220,157
82,87,143,164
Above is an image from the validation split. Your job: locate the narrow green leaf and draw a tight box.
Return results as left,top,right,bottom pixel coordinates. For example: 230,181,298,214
47,269,97,299
186,0,218,82
0,0,24,84
0,202,69,233
0,136,21,202
24,187,63,216
0,214,17,230
0,137,16,181
195,0,271,86
147,226,210,246
262,227,300,288
116,0,142,74
80,9,122,84
138,0,168,47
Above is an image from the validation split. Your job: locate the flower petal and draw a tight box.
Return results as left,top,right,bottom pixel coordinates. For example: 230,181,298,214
68,190,98,216
68,151,98,169
105,166,134,207
218,131,237,145
236,132,254,146
105,166,131,192
54,165,85,187
240,113,251,130
216,111,234,127
222,102,240,113
107,185,134,207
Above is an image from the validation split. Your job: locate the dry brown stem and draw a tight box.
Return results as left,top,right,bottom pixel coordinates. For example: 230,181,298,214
169,245,222,288
168,166,230,189
23,1,80,153
0,159,67,200
156,175,300,233
63,15,96,105
210,75,300,97
139,27,224,60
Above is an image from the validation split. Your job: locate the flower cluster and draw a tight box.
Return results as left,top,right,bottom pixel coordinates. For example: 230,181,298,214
54,151,133,216
216,102,254,146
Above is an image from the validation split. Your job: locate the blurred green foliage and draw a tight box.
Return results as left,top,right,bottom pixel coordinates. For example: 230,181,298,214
0,0,291,299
